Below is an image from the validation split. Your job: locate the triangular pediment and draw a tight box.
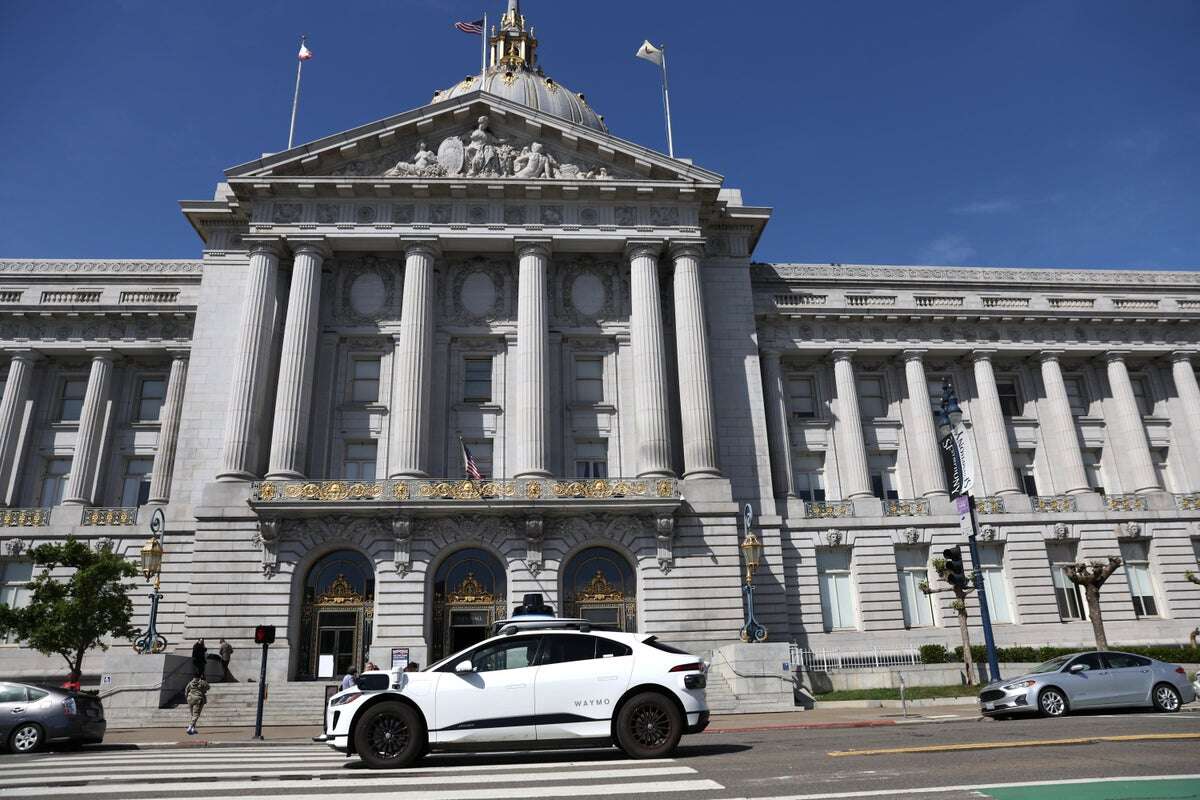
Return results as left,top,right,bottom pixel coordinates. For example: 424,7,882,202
225,91,723,187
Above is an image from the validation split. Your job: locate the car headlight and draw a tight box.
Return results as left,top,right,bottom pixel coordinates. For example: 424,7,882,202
1002,680,1037,690
330,692,363,707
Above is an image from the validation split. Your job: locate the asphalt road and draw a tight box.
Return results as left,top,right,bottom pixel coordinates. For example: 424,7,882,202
0,709,1197,800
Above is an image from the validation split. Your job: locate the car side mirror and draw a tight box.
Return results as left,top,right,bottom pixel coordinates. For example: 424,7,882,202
1069,663,1086,673
454,659,475,674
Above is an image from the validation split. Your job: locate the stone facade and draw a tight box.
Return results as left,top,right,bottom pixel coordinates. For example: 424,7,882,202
1,7,1198,691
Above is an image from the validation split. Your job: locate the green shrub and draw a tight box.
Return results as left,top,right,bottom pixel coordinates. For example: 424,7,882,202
939,643,1199,665
919,644,950,664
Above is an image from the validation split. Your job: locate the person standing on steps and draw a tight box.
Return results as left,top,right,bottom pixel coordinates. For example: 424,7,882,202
218,638,234,681
185,671,210,736
191,638,207,676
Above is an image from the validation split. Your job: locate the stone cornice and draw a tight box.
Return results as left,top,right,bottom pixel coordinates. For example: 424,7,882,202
0,260,203,275
757,262,1200,288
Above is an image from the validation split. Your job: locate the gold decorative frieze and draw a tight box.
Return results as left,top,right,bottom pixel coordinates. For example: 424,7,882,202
975,496,1007,515
81,507,138,526
1105,494,1148,513
882,499,930,517
0,508,51,527
251,477,681,505
805,500,853,519
1034,495,1077,513
1177,493,1200,512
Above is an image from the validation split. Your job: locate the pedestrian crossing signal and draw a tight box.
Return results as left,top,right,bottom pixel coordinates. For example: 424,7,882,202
254,625,276,645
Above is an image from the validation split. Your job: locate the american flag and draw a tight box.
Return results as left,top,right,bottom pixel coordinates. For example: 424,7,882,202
461,439,484,481
297,40,313,61
455,18,485,35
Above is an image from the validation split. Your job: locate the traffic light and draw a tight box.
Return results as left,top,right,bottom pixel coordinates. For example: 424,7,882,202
254,625,276,645
942,547,970,591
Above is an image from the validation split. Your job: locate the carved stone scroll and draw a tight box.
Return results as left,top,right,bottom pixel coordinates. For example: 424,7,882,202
525,516,545,576
393,516,413,576
655,513,675,574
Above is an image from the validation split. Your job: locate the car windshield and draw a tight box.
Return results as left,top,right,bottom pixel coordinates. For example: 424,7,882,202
1028,655,1074,674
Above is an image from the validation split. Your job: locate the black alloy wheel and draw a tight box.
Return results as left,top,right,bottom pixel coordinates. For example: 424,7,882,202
353,702,425,769
615,692,683,758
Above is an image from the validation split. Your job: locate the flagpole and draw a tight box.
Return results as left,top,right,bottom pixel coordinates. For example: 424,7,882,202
287,35,306,150
660,44,675,158
480,13,488,92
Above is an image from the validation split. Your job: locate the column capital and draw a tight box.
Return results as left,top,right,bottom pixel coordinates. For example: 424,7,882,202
514,238,553,259
287,237,332,259
624,239,665,262
831,348,856,363
243,237,287,257
901,349,928,362
167,348,191,362
85,348,119,363
1103,350,1131,364
399,236,441,259
971,348,997,361
759,348,782,364
667,239,705,260
1170,350,1197,365
6,349,42,364
1037,350,1065,364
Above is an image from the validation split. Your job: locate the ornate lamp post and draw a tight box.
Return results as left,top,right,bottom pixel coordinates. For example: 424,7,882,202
739,504,767,643
133,508,169,654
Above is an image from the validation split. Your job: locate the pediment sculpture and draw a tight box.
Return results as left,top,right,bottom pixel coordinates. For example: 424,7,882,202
339,115,615,181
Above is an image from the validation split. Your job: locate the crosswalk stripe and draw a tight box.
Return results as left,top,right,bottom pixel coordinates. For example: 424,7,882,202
1,779,725,800
0,767,708,797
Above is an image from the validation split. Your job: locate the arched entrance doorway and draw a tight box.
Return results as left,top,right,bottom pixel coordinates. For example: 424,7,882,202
562,546,637,631
297,550,374,680
430,548,506,663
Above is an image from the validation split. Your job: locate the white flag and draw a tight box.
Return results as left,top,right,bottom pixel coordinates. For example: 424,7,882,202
635,40,663,66
298,42,313,61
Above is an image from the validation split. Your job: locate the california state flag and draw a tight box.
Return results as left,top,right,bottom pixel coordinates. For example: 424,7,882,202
298,41,313,61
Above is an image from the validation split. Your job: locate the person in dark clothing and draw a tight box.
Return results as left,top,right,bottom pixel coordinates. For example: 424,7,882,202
191,639,207,676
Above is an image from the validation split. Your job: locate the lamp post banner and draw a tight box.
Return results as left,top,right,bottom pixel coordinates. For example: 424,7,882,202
939,423,977,497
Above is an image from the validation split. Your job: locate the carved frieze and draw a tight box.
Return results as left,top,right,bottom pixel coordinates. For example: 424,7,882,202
556,255,620,327
0,315,194,345
443,256,513,326
333,256,401,324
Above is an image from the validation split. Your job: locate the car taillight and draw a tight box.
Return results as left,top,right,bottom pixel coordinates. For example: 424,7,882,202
1176,667,1187,675
670,662,703,673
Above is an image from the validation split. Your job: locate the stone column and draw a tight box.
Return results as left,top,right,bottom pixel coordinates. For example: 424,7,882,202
832,350,872,498
670,241,720,478
267,241,329,479
217,241,282,480
513,239,552,479
148,353,189,504
626,241,673,478
761,350,794,497
902,350,947,498
0,351,38,505
1104,352,1160,493
1038,351,1089,494
1170,352,1200,485
970,350,1021,495
63,352,115,506
388,239,438,479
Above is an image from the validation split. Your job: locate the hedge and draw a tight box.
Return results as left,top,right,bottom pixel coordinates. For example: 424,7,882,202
917,643,1200,665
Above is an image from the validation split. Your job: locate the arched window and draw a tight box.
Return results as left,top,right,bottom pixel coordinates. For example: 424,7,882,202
562,546,637,631
430,548,507,663
297,550,374,680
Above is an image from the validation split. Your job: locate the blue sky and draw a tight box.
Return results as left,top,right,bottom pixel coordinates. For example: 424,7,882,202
1,1,1197,268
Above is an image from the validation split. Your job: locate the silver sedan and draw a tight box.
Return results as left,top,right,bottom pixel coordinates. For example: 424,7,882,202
978,651,1196,719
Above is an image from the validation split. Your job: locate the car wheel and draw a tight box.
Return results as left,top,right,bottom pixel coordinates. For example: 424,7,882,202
1152,683,1181,713
616,691,683,759
9,723,43,754
1038,688,1068,718
353,702,425,770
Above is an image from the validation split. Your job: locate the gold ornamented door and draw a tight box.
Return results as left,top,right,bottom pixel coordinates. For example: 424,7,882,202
297,551,376,680
562,546,637,631
430,548,507,663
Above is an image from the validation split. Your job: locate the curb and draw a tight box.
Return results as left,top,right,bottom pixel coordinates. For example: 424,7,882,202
816,697,978,709
705,714,978,734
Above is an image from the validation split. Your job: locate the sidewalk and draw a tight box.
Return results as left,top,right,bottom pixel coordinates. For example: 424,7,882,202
100,704,987,749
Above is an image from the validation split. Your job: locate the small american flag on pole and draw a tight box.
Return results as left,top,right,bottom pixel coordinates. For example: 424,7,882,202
461,438,484,480
455,18,485,35
297,40,313,60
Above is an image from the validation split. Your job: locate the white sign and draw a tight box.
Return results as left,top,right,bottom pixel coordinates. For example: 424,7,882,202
318,654,335,678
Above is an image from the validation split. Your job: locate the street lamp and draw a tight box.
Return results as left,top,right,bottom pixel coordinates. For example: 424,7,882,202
739,504,768,643
133,508,169,654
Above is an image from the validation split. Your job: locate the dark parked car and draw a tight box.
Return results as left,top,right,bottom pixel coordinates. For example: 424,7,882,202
0,682,106,753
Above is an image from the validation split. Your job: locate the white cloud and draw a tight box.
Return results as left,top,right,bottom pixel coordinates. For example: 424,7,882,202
953,198,1017,215
918,234,976,266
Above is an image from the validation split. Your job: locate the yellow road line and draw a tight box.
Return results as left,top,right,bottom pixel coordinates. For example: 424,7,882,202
828,732,1200,757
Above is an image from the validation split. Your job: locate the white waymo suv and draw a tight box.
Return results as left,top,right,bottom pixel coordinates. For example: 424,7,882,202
323,609,709,768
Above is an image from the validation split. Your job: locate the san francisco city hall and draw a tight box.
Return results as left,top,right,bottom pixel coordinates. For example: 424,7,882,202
1,6,1198,707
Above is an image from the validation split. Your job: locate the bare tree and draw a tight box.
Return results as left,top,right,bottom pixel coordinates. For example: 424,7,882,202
1063,556,1122,650
921,557,976,685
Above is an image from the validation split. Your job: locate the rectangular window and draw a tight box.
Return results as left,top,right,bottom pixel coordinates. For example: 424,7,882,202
575,357,604,404
135,378,167,422
342,442,378,481
40,457,71,506
926,378,946,416
574,441,608,479
462,358,492,403
1063,376,1089,417
351,358,381,403
896,547,934,628
857,376,888,418
0,560,34,643
789,377,818,419
817,548,856,632
1152,448,1172,493
57,378,87,422
120,457,154,507
1129,376,1153,416
1119,539,1158,617
1082,451,1104,496
996,379,1021,417
976,544,1013,624
868,453,899,500
1046,542,1086,621
793,454,826,502
1013,452,1037,496
463,439,493,479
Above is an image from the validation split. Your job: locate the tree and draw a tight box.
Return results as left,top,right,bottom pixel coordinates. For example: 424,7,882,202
0,538,139,677
920,556,977,685
1063,556,1122,650
1186,570,1200,587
